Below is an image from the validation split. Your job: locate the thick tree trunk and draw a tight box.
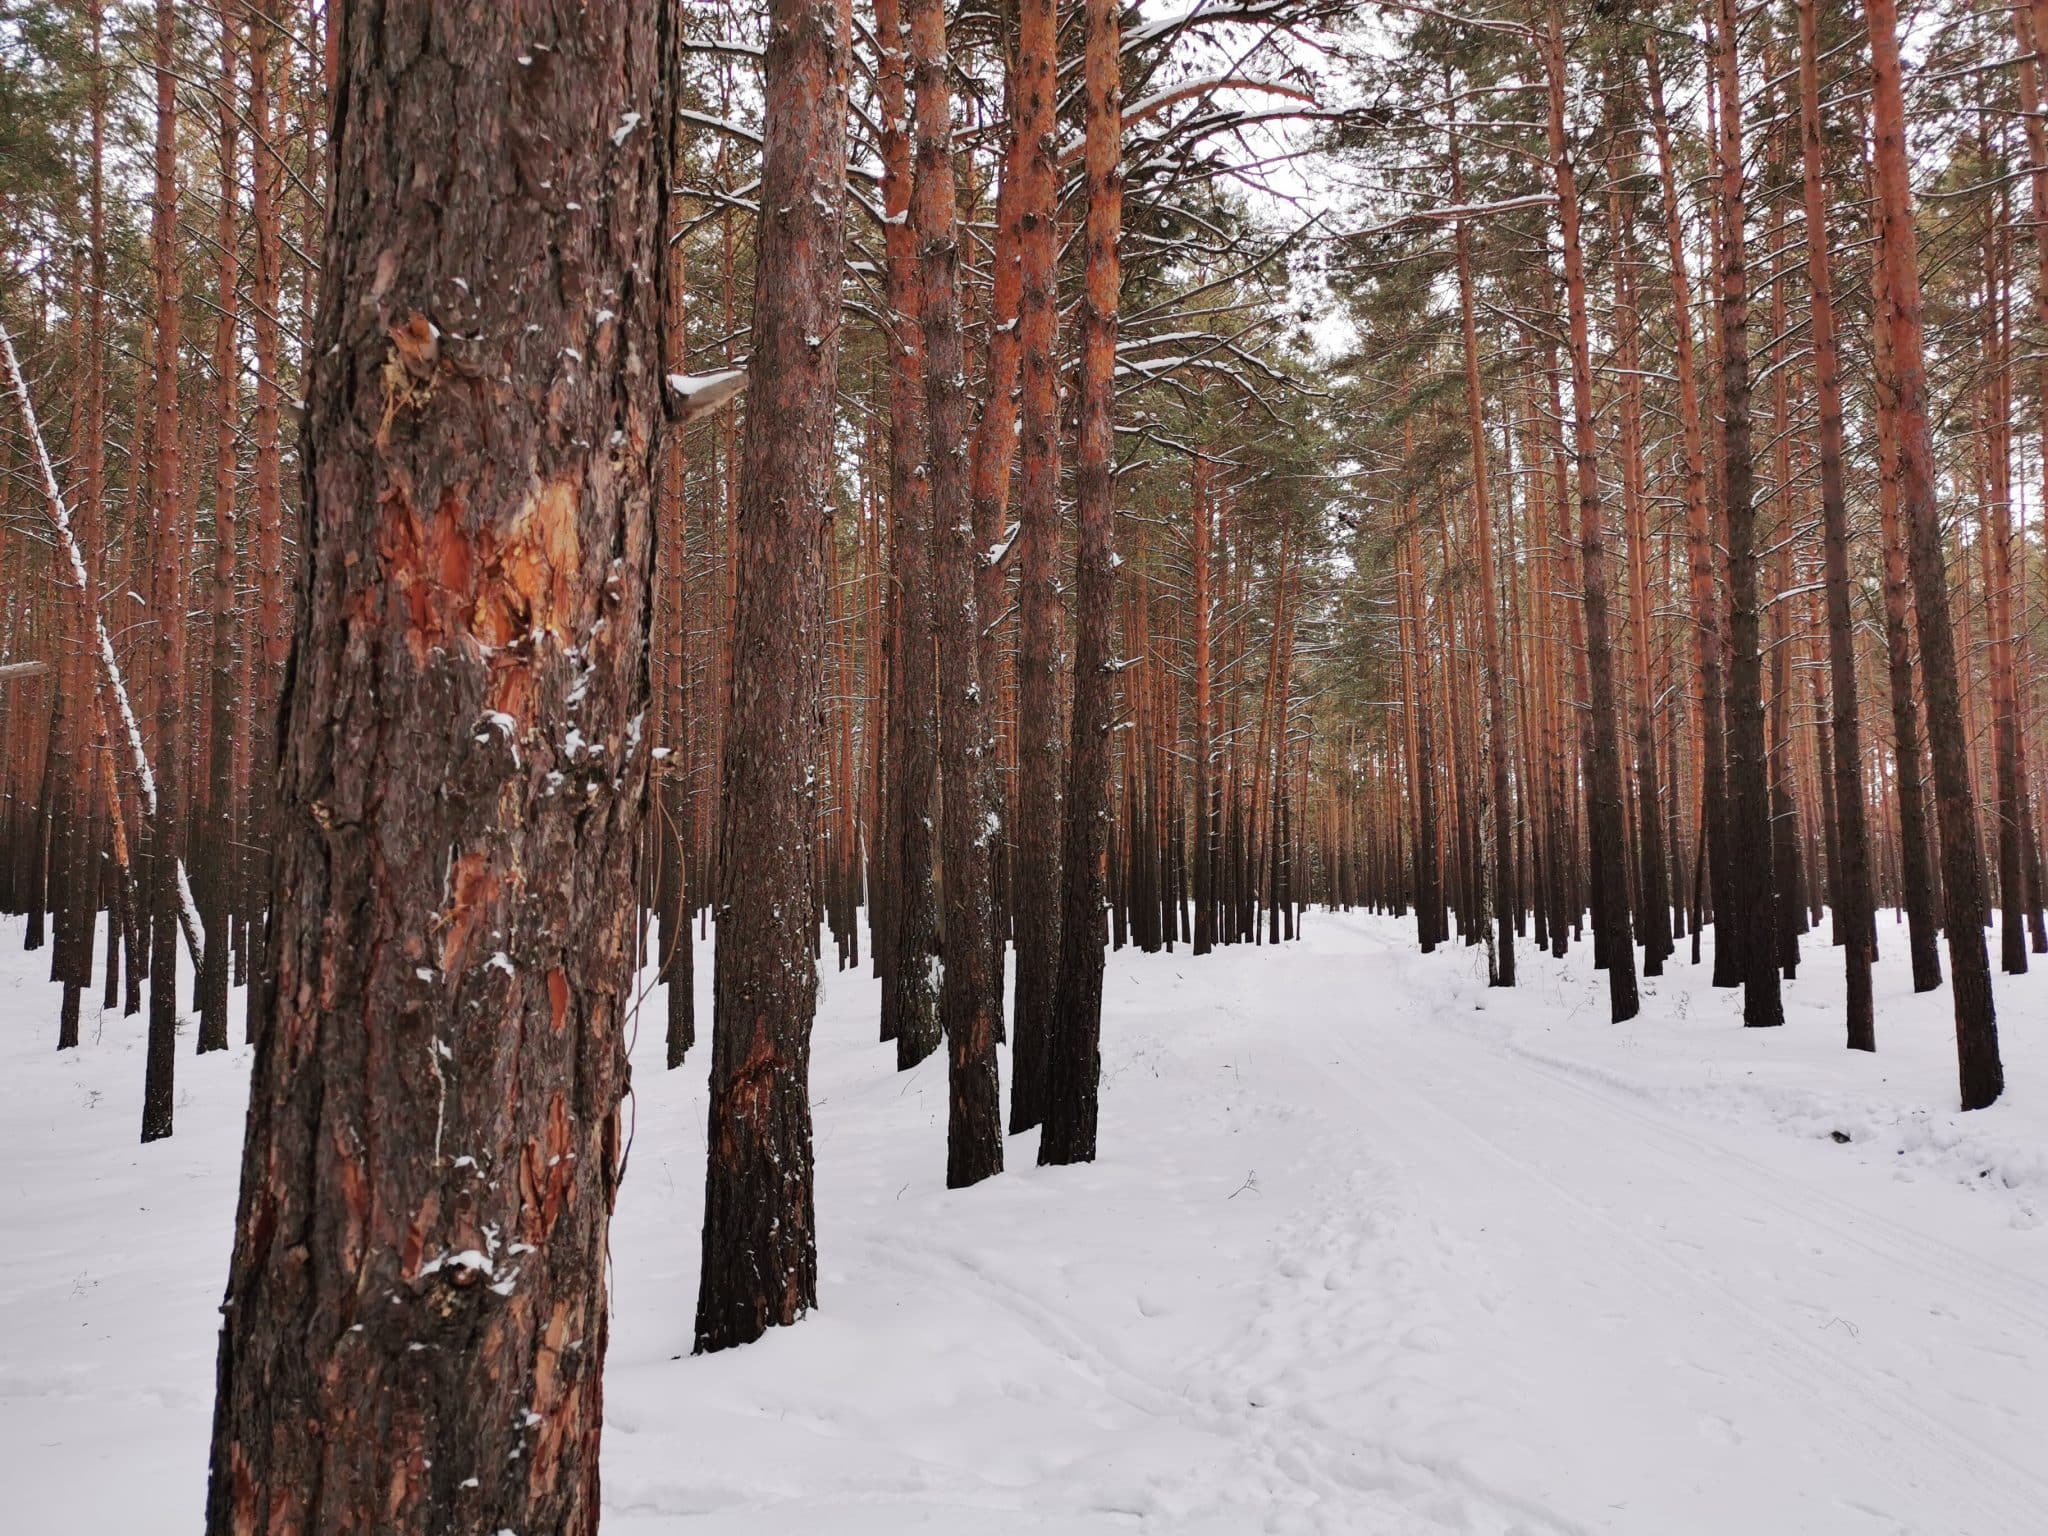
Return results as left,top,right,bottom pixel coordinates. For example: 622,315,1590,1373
1866,0,2003,1109
1042,0,1122,1165
203,6,671,1531
699,0,851,1344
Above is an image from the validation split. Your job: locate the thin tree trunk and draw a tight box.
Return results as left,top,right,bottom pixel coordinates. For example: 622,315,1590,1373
1543,1,1638,1021
1708,0,1783,1028
198,0,242,1053
1449,122,1515,986
876,0,941,1068
1007,0,1061,1133
1796,0,1874,1047
1609,98,1671,977
1866,0,2003,1108
907,0,1003,1188
247,0,289,1027
142,0,188,1140
1042,0,1122,1165
1864,129,1944,993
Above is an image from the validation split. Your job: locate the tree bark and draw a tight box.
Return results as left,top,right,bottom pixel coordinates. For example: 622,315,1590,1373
1707,0,1782,1027
1866,0,2003,1108
1008,0,1062,1133
1864,129,1944,994
699,0,851,1344
203,6,672,1530
907,0,1003,1188
1042,0,1122,1165
142,0,188,1140
247,0,289,1028
1542,1,1637,1021
1448,122,1515,986
875,0,942,1068
1796,0,1874,1047
1608,98,1671,977
198,0,243,1054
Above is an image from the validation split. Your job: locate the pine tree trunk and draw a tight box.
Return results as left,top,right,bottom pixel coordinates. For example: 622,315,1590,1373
1042,0,1122,1165
1543,2,1638,1021
1009,0,1063,1133
907,0,1003,1188
246,0,289,1032
971,73,1026,1016
1796,0,1874,1047
204,2,672,1527
198,0,242,1054
1608,103,1671,977
876,0,941,1067
1866,0,2003,1108
1708,0,1783,1027
141,0,187,1141
699,0,851,1343
1978,193,2028,977
1449,125,1515,986
1865,134,1944,993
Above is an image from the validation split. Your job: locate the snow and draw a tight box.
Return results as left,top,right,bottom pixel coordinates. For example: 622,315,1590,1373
2,911,2045,1533
666,367,749,423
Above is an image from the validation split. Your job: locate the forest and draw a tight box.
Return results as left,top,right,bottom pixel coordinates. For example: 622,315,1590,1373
1,0,2044,1531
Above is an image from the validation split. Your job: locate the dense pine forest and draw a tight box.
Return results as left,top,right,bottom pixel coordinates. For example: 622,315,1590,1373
1,0,2046,1531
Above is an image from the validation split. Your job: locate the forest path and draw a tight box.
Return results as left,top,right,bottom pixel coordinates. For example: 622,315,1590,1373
2,912,2045,1533
1219,915,2048,1535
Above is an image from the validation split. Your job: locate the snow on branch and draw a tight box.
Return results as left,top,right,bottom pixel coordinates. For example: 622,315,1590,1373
667,367,749,423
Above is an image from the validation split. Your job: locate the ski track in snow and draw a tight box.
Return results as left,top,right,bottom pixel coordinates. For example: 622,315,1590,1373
1,911,2044,1533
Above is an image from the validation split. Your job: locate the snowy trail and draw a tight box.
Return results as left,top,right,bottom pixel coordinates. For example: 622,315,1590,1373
2,911,2044,1533
1245,919,2048,1535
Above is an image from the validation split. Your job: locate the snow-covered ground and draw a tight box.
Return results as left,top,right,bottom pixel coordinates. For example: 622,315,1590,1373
2,909,2044,1534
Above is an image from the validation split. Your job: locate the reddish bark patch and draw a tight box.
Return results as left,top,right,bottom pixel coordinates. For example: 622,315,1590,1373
378,484,475,667
440,852,498,973
332,1119,370,1274
519,1093,576,1243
